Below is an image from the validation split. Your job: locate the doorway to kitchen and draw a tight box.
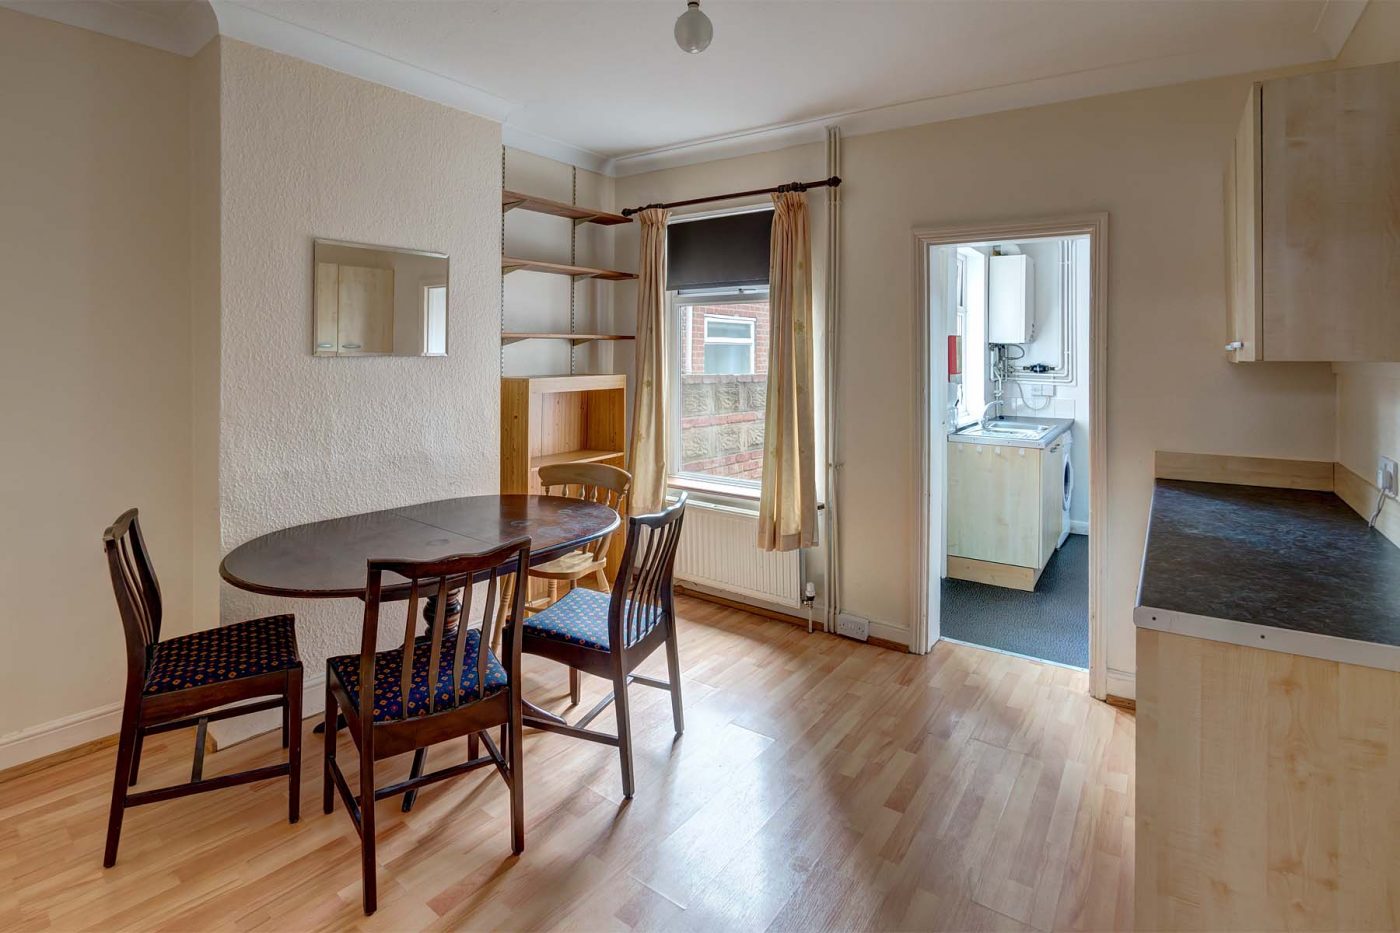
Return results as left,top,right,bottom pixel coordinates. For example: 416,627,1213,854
914,216,1107,695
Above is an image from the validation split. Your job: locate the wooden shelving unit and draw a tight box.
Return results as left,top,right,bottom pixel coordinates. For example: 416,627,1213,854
500,176,634,580
503,190,631,227
501,256,636,281
501,373,627,495
501,332,636,347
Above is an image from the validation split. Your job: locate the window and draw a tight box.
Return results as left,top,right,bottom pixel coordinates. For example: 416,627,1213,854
702,315,755,374
670,287,770,489
422,284,447,356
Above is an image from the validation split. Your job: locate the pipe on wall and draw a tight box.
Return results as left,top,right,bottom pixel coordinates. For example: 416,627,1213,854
824,125,842,634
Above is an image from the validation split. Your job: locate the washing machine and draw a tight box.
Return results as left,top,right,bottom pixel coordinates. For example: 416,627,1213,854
1058,433,1074,548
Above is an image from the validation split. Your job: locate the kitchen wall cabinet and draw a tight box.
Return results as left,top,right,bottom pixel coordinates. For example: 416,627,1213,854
314,261,394,356
1225,61,1400,362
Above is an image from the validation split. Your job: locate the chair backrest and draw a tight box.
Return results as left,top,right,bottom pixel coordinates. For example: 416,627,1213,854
537,462,631,563
359,537,530,728
609,493,687,651
103,509,164,684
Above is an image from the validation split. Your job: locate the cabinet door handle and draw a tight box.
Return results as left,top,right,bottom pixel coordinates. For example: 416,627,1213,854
1225,340,1244,351
342,343,362,350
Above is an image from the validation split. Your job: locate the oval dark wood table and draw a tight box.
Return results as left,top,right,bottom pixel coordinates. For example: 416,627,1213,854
220,494,619,790
220,494,619,602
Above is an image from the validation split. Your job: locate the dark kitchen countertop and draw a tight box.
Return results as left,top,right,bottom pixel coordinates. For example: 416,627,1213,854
1136,479,1400,649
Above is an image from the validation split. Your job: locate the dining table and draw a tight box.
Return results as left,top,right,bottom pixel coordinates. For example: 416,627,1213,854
219,493,621,800
220,493,619,608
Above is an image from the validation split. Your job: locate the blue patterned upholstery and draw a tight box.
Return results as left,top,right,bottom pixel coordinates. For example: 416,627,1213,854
327,628,507,723
143,614,299,696
523,586,662,652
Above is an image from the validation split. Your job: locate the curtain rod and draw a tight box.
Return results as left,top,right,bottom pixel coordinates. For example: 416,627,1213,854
620,175,842,218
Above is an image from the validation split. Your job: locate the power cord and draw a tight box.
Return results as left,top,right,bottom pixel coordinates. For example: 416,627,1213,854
1368,490,1387,529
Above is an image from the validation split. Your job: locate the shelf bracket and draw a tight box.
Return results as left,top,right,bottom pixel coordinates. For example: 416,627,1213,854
503,198,528,213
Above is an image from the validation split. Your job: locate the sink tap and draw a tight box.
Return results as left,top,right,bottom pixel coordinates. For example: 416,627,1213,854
979,400,1003,431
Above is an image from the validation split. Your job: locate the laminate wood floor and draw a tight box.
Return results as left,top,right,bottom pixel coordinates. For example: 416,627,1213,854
0,597,1134,932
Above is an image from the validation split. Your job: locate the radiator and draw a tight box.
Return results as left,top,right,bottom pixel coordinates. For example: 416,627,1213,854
674,500,803,608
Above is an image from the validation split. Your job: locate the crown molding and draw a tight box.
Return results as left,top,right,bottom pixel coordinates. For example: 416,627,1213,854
0,0,217,56
1313,0,1369,58
501,124,611,176
6,0,1369,179
606,34,1358,176
209,1,514,123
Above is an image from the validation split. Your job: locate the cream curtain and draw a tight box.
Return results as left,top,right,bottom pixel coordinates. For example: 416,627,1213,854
758,191,818,551
627,207,671,513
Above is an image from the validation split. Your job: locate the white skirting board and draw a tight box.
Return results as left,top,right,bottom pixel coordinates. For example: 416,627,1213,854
0,672,330,769
0,701,122,772
1106,666,1136,701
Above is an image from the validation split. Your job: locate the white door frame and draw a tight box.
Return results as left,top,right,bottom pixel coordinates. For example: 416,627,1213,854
912,213,1109,699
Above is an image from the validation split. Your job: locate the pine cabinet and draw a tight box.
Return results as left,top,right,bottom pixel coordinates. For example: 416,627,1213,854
1225,62,1400,362
946,435,1067,591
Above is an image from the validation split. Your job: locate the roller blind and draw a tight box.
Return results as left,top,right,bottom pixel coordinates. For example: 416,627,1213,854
667,209,772,291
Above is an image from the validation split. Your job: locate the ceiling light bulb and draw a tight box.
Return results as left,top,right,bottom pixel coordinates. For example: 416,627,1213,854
674,1,712,54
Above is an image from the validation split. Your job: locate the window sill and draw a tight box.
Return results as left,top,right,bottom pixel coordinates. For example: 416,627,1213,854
667,475,761,502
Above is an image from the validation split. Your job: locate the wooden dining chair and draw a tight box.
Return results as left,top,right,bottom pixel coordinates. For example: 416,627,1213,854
101,509,303,869
521,494,687,799
531,462,631,705
323,538,530,915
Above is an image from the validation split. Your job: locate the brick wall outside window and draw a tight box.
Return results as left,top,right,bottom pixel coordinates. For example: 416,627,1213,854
678,302,770,482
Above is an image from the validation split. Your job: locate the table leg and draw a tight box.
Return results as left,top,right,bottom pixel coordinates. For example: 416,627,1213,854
422,588,463,636
395,587,464,810
311,715,347,735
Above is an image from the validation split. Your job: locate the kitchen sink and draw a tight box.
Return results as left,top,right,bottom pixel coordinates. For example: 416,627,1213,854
956,420,1055,440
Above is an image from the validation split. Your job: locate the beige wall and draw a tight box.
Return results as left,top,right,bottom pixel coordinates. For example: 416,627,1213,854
1333,1,1400,502
189,38,222,650
616,75,1346,692
211,40,503,742
503,147,618,379
0,10,194,749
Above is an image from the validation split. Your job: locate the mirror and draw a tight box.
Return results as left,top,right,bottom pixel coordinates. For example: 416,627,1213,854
313,239,448,357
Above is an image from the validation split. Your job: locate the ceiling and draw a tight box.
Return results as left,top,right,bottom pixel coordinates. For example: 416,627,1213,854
4,0,1367,174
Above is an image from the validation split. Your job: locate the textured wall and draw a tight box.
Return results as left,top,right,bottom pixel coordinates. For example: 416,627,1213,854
0,9,193,740
214,40,501,736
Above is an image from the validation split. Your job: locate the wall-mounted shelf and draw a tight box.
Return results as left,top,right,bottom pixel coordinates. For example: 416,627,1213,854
503,190,631,227
501,256,636,281
502,332,636,347
530,448,625,471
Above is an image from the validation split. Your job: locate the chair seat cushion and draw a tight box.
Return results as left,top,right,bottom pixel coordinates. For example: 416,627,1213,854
523,586,662,653
144,614,299,696
327,628,507,723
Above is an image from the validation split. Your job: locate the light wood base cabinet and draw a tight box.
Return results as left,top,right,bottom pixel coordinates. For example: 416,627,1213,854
1226,61,1400,362
1136,628,1400,931
947,436,1066,588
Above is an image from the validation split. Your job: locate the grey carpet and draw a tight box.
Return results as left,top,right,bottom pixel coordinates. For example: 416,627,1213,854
940,534,1088,668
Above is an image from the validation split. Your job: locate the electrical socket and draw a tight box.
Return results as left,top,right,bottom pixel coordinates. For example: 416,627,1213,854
1378,456,1399,499
835,613,869,642
1031,383,1055,398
